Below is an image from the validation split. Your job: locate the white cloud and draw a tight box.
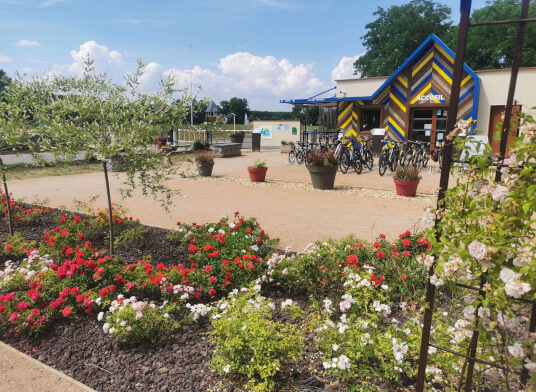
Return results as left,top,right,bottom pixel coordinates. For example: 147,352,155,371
40,0,64,7
331,54,363,81
52,41,123,77
48,41,329,110
16,39,41,47
0,54,13,63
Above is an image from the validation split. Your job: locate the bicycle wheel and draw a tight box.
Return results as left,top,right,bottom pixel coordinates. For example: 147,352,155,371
339,150,350,173
389,152,398,171
422,152,430,168
296,150,304,164
288,150,296,164
413,155,421,171
353,151,363,174
378,152,387,176
365,150,373,170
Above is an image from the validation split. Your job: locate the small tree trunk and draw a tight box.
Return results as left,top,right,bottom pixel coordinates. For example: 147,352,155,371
102,161,114,256
1,159,14,236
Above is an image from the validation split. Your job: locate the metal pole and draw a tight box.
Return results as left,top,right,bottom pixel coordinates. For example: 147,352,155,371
494,0,529,183
415,1,472,390
1,159,14,236
190,44,194,127
102,161,114,256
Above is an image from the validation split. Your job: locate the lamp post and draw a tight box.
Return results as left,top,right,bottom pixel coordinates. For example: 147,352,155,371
231,113,236,132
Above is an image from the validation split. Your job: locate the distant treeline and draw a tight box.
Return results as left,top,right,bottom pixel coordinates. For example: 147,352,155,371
249,111,296,121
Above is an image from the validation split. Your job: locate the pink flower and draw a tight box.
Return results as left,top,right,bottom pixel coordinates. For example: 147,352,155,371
9,312,20,323
402,250,410,257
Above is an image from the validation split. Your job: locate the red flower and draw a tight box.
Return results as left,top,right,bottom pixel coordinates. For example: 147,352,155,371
247,262,255,270
401,274,407,280
9,312,20,323
99,288,109,297
221,259,229,266
208,288,216,297
234,211,239,216
234,257,241,265
376,251,386,259
392,252,400,258
205,265,213,273
156,263,166,271
209,276,216,284
62,307,72,316
5,245,13,251
108,285,116,293
347,255,359,266
373,242,380,249
78,233,85,240
127,282,136,291
73,215,81,224
204,244,212,251
378,233,386,239
402,250,411,257
194,292,202,300
357,243,363,249
208,250,219,258
31,309,40,317
61,230,69,237
402,239,411,247
17,301,30,311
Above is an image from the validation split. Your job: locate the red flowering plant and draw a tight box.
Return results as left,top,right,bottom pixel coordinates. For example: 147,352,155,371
167,213,277,298
1,190,53,224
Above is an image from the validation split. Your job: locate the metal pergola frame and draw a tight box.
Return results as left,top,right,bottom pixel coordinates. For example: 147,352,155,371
415,1,536,391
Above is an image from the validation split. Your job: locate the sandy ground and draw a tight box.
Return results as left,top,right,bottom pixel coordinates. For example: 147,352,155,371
7,150,441,250
0,342,95,392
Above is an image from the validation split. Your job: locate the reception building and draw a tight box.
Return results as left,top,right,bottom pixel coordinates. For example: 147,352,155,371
281,34,536,154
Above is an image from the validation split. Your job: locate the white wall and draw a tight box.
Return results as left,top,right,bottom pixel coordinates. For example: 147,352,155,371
336,76,388,99
475,68,536,134
251,121,301,147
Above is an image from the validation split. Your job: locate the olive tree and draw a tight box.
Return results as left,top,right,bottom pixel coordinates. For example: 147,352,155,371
43,59,188,255
0,75,51,235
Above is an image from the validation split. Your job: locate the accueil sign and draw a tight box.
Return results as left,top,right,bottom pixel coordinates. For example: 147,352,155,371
417,93,445,102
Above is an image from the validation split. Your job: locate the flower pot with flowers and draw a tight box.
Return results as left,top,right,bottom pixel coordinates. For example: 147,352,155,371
230,131,245,144
195,150,215,177
393,166,421,197
306,150,338,190
156,136,167,148
248,160,268,182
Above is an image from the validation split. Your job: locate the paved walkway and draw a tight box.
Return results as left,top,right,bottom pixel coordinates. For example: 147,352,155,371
0,342,95,392
6,150,439,250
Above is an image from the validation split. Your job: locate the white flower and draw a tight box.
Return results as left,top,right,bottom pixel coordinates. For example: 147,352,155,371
468,240,487,261
281,299,294,309
102,323,110,334
97,312,104,321
332,344,339,351
208,227,215,233
120,320,127,327
109,327,115,334
524,360,536,373
251,245,259,252
336,354,351,370
322,361,332,369
463,306,475,321
500,268,531,298
422,208,435,225
126,326,132,332
507,343,525,359
223,364,231,373
428,346,437,355
339,294,355,312
430,275,444,287
163,313,169,319
490,184,509,202
477,307,491,319
392,338,408,364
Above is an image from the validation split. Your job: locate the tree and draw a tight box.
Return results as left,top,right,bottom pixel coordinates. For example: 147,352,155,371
220,97,249,124
353,0,454,77
0,75,48,235
464,0,536,70
42,59,188,255
291,105,319,126
0,70,11,95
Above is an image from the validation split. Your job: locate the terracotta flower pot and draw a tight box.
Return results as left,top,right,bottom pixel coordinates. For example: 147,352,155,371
248,167,268,182
156,137,167,148
307,165,337,190
394,179,420,197
197,161,214,177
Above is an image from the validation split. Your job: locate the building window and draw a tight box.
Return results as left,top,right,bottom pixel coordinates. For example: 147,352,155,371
361,109,381,131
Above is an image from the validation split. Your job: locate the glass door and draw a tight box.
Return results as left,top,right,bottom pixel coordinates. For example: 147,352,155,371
434,109,447,148
411,110,433,143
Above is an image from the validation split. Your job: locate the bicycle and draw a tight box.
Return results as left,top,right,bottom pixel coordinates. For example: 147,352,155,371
378,140,401,176
338,137,363,174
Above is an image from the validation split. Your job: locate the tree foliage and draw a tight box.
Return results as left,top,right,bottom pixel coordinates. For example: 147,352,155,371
464,0,536,70
353,0,454,77
220,97,249,124
291,105,319,126
0,69,11,95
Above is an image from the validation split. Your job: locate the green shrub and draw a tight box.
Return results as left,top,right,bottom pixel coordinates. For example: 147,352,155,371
209,288,305,392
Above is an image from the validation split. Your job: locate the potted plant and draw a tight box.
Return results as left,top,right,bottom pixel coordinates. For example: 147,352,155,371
306,150,338,190
156,136,167,148
230,131,245,144
280,140,291,154
393,166,422,197
248,159,268,182
195,150,215,177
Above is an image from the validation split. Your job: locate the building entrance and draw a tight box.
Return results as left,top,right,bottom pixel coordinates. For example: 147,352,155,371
411,109,447,149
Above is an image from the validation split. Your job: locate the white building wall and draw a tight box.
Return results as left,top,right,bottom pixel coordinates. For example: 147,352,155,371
336,76,388,98
250,120,301,147
475,67,536,134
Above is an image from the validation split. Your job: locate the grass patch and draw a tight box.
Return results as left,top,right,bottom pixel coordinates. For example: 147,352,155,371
5,161,102,181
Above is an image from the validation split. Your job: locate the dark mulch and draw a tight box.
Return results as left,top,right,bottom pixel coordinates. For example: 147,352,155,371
0,205,330,392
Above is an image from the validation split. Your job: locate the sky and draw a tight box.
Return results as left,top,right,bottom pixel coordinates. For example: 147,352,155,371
0,0,488,111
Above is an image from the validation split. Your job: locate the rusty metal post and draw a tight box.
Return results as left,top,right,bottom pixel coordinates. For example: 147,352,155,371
415,1,472,390
494,0,530,183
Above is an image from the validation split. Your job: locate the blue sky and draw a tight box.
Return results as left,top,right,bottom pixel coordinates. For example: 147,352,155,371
0,0,488,110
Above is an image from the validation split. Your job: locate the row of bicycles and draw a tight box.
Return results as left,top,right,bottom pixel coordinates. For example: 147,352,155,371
287,137,443,176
